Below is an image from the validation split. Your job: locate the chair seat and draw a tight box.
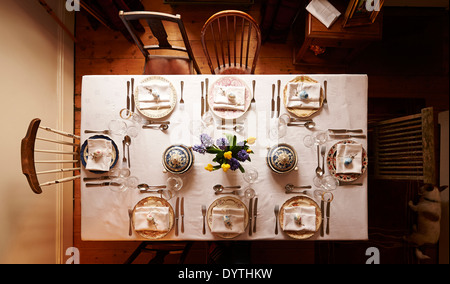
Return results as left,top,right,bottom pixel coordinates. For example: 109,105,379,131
145,56,193,75
214,64,252,75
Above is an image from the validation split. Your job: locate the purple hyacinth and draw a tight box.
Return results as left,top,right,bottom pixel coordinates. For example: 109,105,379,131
200,133,213,148
237,149,249,162
216,138,229,150
192,144,206,154
229,158,241,171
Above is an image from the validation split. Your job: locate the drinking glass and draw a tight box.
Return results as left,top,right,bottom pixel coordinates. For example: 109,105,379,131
160,188,175,200
109,167,130,178
303,131,328,148
313,175,338,191
268,118,287,140
243,186,256,200
109,176,139,192
167,176,183,192
243,167,258,184
108,119,127,136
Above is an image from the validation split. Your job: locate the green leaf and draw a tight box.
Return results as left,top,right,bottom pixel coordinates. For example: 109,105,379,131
232,135,237,147
239,165,245,173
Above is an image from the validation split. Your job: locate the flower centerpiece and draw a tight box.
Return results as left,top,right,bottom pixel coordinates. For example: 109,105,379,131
192,133,256,173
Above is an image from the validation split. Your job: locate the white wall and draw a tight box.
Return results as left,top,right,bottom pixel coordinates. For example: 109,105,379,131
0,0,74,263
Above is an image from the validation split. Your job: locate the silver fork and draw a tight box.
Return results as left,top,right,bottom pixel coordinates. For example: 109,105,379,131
321,146,326,174
251,80,256,104
84,130,110,134
202,205,207,235
180,81,184,104
274,205,279,235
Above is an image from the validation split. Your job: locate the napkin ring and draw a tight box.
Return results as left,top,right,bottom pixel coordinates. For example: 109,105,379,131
344,154,357,166
146,214,158,229
294,214,302,225
296,90,309,100
223,215,233,230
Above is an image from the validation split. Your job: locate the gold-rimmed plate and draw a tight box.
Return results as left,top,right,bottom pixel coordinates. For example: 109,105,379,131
208,76,252,119
207,196,249,239
135,76,177,119
283,76,324,118
132,196,174,239
279,195,322,239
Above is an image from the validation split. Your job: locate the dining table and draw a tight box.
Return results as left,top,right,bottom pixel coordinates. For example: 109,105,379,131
80,74,368,241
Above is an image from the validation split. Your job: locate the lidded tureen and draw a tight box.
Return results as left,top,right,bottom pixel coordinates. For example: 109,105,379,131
162,144,194,174
266,144,298,174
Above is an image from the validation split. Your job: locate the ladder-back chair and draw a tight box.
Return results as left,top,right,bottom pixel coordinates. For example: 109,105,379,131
21,118,80,194
201,10,261,74
371,107,437,184
119,11,201,75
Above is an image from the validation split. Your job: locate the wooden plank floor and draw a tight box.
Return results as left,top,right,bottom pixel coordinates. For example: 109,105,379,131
74,0,448,264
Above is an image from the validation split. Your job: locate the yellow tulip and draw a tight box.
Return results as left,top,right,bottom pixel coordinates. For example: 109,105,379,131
246,137,256,145
221,163,231,172
205,164,214,172
224,151,232,160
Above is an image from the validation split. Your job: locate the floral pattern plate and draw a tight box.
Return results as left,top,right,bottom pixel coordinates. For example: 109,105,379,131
80,135,118,174
326,140,368,182
208,76,251,119
279,195,322,240
207,196,249,239
132,196,174,239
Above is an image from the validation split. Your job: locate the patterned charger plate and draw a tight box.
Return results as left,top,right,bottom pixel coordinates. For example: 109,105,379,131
279,195,322,239
207,196,249,239
326,140,368,182
132,196,174,239
283,75,324,118
135,76,177,119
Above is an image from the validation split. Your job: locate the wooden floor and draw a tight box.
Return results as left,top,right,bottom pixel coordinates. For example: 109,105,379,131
74,0,448,264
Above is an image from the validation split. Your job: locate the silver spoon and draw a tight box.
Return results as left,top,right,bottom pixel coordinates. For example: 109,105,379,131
315,144,323,177
285,184,312,193
137,183,166,193
287,121,316,129
213,184,241,193
124,135,131,168
142,124,169,131
217,124,244,133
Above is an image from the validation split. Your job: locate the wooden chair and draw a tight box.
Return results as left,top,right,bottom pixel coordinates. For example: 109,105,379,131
119,11,201,75
201,10,261,74
21,118,80,194
371,107,437,184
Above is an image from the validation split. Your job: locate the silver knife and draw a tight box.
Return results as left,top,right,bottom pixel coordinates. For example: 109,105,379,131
253,198,258,233
320,199,324,237
330,134,367,139
248,198,253,236
276,80,281,117
328,129,363,133
181,197,184,233
205,78,209,112
271,84,275,118
326,200,330,235
126,81,130,111
175,197,180,236
83,176,110,181
131,78,135,112
201,81,205,117
85,182,120,187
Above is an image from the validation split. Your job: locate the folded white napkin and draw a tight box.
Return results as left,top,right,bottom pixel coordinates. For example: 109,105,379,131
306,0,341,28
283,206,316,232
211,207,245,234
138,81,171,110
213,86,246,111
85,139,112,171
134,206,170,232
336,143,363,174
286,82,321,109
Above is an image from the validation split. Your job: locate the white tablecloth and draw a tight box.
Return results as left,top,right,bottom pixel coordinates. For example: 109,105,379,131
80,75,368,241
